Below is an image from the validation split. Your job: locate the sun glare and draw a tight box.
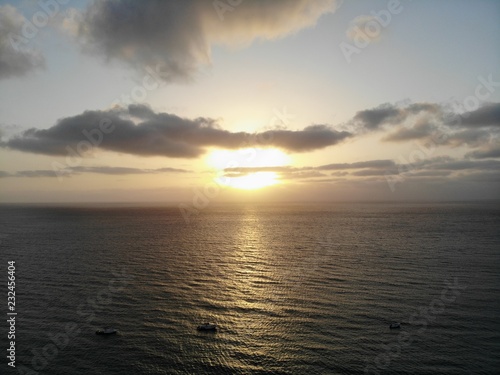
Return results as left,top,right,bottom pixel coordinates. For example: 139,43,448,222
227,172,279,190
207,148,289,190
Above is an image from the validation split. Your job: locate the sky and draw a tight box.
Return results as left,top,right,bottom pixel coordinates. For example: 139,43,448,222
0,0,499,204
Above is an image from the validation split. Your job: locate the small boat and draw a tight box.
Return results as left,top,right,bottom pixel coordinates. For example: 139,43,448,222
197,323,217,331
96,327,117,335
389,322,401,329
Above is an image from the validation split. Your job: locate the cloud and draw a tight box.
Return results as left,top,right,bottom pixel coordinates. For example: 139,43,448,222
222,159,399,181
0,123,23,138
351,156,500,194
330,171,349,177
1,105,351,157
317,159,396,170
13,170,62,178
4,101,498,161
223,166,293,174
284,170,327,179
350,101,499,153
352,104,403,130
352,102,441,131
377,156,500,192
407,170,451,177
456,171,500,183
0,5,45,79
74,166,190,175
75,0,338,81
222,159,398,180
449,102,500,128
466,143,500,159
223,165,327,180
219,156,500,186
443,129,492,148
382,120,437,142
0,166,190,178
351,168,398,176
428,159,500,171
258,125,351,152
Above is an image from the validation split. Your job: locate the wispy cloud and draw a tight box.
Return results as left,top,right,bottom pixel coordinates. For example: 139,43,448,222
466,144,500,159
426,159,500,171
221,157,500,183
317,159,396,170
0,166,190,178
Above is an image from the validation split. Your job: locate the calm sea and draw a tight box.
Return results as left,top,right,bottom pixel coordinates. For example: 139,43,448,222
0,202,499,374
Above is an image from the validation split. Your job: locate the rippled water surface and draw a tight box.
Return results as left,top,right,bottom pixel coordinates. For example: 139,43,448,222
1,202,499,374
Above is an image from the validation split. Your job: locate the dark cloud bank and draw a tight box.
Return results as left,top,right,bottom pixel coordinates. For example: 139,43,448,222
0,104,351,157
1,102,498,185
2,102,498,159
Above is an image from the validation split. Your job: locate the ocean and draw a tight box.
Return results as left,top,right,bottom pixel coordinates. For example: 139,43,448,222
0,202,499,374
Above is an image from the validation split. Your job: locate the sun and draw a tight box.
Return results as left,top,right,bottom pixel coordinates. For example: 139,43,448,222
207,148,290,190
225,171,279,190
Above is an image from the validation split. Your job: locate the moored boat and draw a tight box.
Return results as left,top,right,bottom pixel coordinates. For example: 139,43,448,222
197,323,217,331
96,327,117,335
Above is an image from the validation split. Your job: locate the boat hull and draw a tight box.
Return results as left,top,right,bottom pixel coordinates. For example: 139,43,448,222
197,324,217,331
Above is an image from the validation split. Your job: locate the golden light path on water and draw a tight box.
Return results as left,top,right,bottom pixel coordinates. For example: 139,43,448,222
207,148,290,190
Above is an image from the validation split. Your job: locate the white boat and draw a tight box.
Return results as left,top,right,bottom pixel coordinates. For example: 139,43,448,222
389,322,401,329
197,323,217,331
96,327,117,335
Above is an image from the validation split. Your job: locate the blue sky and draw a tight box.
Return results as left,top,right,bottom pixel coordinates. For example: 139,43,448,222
0,0,499,202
